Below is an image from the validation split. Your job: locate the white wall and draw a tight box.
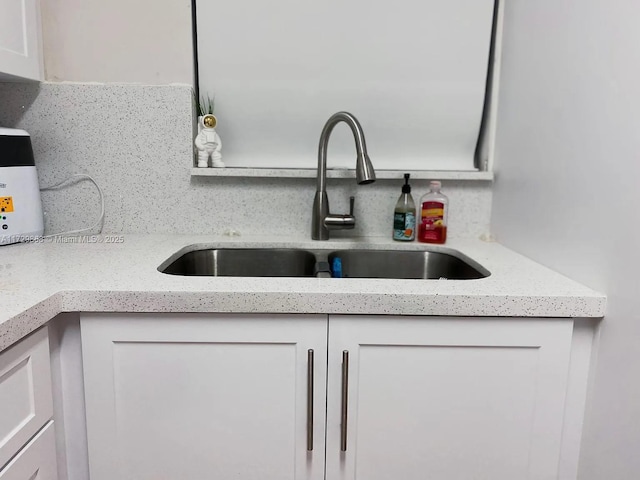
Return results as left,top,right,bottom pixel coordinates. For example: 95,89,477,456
491,0,640,478
41,0,193,84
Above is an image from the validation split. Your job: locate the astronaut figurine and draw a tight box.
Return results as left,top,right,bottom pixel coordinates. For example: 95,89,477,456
195,114,224,167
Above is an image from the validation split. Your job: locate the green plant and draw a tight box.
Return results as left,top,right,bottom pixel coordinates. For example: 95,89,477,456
195,93,215,116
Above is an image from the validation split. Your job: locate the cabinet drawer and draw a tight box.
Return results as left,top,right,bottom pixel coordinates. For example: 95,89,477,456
0,328,53,470
0,421,57,480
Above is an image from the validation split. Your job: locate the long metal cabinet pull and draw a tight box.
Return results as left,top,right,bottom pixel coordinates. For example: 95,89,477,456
307,349,314,451
340,350,349,452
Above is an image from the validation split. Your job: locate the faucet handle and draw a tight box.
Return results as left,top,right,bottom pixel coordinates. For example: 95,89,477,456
324,196,357,231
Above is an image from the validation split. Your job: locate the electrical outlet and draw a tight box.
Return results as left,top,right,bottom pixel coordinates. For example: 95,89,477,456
0,197,14,213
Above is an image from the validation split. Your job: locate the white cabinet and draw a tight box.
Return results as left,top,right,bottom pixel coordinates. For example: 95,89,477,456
0,327,57,479
0,0,42,81
81,314,575,480
81,313,328,480
325,316,574,480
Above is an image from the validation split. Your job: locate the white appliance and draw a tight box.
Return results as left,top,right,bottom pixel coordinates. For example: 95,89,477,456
0,128,44,245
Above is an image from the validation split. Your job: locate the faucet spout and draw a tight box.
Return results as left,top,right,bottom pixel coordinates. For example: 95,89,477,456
312,112,376,240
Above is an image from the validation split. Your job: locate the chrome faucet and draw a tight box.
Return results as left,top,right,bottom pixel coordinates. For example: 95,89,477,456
312,112,376,240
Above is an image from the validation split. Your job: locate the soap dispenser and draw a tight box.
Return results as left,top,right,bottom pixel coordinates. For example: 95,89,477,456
393,173,416,241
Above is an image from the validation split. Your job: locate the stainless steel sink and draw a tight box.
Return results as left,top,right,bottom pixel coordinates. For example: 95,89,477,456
159,247,489,280
160,248,317,277
327,249,489,280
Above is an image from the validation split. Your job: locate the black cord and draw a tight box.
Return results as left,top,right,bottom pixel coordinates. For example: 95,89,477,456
191,0,200,102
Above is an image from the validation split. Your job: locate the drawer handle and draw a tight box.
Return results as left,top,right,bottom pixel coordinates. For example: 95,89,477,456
340,350,349,452
307,349,314,451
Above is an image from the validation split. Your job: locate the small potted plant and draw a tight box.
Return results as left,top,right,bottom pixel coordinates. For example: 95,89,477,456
194,93,224,168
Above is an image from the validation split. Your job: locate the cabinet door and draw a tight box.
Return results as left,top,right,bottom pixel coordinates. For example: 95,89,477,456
81,313,327,480
326,316,573,480
0,0,42,80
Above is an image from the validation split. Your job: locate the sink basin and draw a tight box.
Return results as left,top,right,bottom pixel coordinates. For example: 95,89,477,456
327,249,489,280
159,246,489,280
160,248,317,277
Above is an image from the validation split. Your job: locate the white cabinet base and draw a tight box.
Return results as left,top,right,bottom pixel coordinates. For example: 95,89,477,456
79,313,590,480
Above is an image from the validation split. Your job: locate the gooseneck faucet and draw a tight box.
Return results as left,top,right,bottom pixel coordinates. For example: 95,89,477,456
312,112,376,240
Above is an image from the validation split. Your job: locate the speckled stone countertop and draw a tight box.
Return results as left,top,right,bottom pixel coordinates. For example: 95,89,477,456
0,234,606,352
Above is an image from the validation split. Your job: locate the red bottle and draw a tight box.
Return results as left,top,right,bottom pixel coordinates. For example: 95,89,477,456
418,181,448,244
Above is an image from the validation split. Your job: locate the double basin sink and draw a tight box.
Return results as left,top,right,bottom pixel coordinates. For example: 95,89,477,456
159,247,490,280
